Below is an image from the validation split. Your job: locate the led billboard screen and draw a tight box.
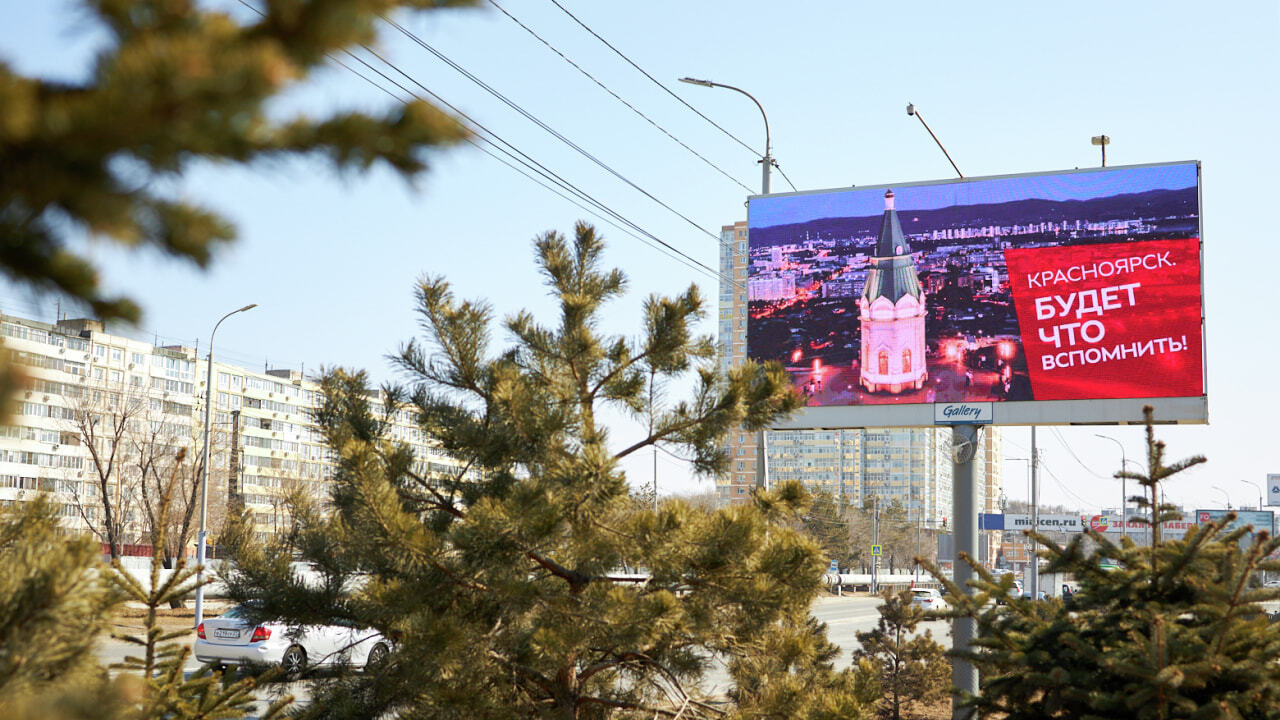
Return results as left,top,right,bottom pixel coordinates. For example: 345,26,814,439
746,161,1204,427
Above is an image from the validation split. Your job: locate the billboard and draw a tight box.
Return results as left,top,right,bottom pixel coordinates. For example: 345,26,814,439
1194,509,1275,536
979,513,1197,539
746,161,1205,428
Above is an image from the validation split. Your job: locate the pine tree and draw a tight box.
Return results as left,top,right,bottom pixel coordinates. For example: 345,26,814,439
0,497,118,718
853,590,949,720
800,491,857,571
0,449,289,720
222,222,881,719
0,0,472,325
934,406,1280,719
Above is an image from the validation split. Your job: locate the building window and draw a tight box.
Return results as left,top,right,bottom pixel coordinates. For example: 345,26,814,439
878,350,889,376
902,348,912,373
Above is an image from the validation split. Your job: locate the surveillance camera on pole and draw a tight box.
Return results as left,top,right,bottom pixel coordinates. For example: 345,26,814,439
905,102,962,178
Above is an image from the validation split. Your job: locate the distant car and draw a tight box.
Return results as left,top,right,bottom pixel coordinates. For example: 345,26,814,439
1021,591,1050,602
1263,580,1280,588
194,604,390,678
994,577,1023,605
911,588,949,612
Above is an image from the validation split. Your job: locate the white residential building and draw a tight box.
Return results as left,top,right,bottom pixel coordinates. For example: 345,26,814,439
0,313,472,550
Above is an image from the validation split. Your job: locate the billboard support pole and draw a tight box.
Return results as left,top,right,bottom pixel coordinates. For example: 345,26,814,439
1030,426,1040,600
951,423,980,719
872,494,879,595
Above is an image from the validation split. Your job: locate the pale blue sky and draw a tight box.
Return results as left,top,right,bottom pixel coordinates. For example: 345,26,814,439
2,0,1277,513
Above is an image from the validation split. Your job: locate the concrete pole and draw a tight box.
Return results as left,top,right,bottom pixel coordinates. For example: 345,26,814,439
1030,426,1039,600
951,424,980,719
872,494,880,594
193,304,256,629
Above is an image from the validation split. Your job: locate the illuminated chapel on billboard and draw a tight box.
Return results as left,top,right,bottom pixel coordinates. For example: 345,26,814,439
859,189,928,393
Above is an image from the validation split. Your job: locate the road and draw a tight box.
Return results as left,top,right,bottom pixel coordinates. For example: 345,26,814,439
95,594,946,715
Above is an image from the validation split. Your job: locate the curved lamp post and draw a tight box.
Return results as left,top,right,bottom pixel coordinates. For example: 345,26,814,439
1095,434,1130,541
1211,485,1232,511
679,77,772,195
194,303,257,628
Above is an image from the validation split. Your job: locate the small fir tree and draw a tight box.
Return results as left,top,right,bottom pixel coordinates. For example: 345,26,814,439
853,589,949,720
108,449,291,720
0,497,118,718
932,406,1280,719
0,451,289,720
223,223,881,719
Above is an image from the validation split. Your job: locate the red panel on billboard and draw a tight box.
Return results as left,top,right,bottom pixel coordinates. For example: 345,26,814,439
1005,238,1203,400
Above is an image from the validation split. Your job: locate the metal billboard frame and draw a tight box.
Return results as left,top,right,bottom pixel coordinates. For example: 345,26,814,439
746,160,1206,429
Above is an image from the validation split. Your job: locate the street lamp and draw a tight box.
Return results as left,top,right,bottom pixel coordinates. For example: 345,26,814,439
679,77,773,194
194,303,257,628
1240,479,1263,510
907,103,964,178
1211,485,1232,511
1095,434,1130,541
1091,134,1111,166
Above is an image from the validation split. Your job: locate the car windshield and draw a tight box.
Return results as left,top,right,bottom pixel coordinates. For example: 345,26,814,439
912,590,933,598
220,603,261,619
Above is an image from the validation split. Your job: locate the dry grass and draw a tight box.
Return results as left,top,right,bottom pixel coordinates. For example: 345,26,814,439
111,602,233,633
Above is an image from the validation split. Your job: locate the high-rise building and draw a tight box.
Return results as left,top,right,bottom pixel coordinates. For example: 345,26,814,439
716,221,1002,528
718,222,759,506
0,312,472,549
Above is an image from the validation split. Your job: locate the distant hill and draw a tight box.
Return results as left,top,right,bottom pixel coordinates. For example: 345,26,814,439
748,187,1199,248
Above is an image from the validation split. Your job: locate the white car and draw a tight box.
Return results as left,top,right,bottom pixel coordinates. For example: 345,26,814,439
194,604,390,678
911,588,949,612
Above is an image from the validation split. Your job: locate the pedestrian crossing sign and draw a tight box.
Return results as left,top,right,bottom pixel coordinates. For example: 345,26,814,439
871,545,883,556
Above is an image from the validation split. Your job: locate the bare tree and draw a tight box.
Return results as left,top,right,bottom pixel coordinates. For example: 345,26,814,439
129,411,206,569
62,381,149,559
61,379,226,565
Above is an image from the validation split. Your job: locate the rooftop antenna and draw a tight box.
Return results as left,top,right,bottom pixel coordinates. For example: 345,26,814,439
906,103,964,178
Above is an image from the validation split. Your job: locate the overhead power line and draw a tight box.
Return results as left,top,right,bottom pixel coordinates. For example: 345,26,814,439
233,0,741,291
350,42,737,288
774,163,798,192
1038,459,1097,510
1050,427,1107,479
381,14,720,242
487,0,755,194
544,0,761,159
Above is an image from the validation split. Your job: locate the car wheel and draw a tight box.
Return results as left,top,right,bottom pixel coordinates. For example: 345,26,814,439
281,645,307,680
366,642,389,671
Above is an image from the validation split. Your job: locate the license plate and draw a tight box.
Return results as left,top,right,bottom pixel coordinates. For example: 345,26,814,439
214,628,241,639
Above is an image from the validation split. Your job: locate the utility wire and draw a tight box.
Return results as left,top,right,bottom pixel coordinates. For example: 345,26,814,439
381,14,720,242
545,0,759,159
232,1,740,289
342,46,718,282
773,162,798,192
347,41,741,289
487,0,755,194
1050,427,1107,479
1038,460,1096,510
540,0,797,194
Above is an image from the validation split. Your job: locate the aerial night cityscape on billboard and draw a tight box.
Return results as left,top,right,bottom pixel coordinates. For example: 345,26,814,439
746,162,1203,425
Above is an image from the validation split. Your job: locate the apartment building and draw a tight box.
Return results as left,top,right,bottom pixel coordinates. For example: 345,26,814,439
0,313,471,550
